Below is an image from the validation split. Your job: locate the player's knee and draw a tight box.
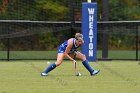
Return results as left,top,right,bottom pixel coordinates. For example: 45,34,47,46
55,61,62,66
81,54,86,61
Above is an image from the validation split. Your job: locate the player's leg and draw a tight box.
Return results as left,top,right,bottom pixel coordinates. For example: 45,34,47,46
55,53,65,66
41,53,64,76
76,51,100,76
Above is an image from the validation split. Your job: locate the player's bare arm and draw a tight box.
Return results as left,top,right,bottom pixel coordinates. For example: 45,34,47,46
64,38,75,61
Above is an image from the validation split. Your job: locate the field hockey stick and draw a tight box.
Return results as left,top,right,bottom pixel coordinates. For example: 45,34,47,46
73,60,78,76
74,61,77,75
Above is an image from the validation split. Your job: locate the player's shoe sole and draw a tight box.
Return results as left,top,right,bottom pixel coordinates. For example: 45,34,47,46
91,70,100,76
41,72,48,76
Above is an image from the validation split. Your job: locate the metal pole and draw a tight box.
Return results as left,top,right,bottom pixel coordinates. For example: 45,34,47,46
102,0,109,59
136,26,138,61
92,0,97,2
70,0,75,37
7,25,10,61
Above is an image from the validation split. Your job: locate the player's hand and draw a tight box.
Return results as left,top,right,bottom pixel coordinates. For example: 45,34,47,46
73,60,76,64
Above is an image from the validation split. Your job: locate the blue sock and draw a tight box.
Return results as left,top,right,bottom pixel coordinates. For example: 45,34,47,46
82,60,94,74
44,63,56,73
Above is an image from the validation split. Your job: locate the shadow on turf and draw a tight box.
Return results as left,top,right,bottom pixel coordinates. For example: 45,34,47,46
24,62,70,87
99,62,138,87
24,62,99,88
1,91,6,93
138,61,140,65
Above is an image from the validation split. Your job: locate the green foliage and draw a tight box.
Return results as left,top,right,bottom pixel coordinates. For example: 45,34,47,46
35,0,69,21
0,41,4,50
39,33,60,50
109,34,136,50
108,26,136,50
0,0,40,20
0,0,139,51
0,0,139,21
109,0,140,20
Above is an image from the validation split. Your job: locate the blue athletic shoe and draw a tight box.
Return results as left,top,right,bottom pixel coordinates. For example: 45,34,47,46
41,72,48,76
91,70,100,76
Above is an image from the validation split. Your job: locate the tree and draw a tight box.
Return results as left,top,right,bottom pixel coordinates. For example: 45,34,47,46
109,0,140,20
35,0,69,21
0,0,40,20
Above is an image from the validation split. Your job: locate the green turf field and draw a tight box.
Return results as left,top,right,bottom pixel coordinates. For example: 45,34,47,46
0,61,140,93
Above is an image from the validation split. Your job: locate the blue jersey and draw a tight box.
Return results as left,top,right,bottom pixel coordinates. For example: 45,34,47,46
58,38,79,53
